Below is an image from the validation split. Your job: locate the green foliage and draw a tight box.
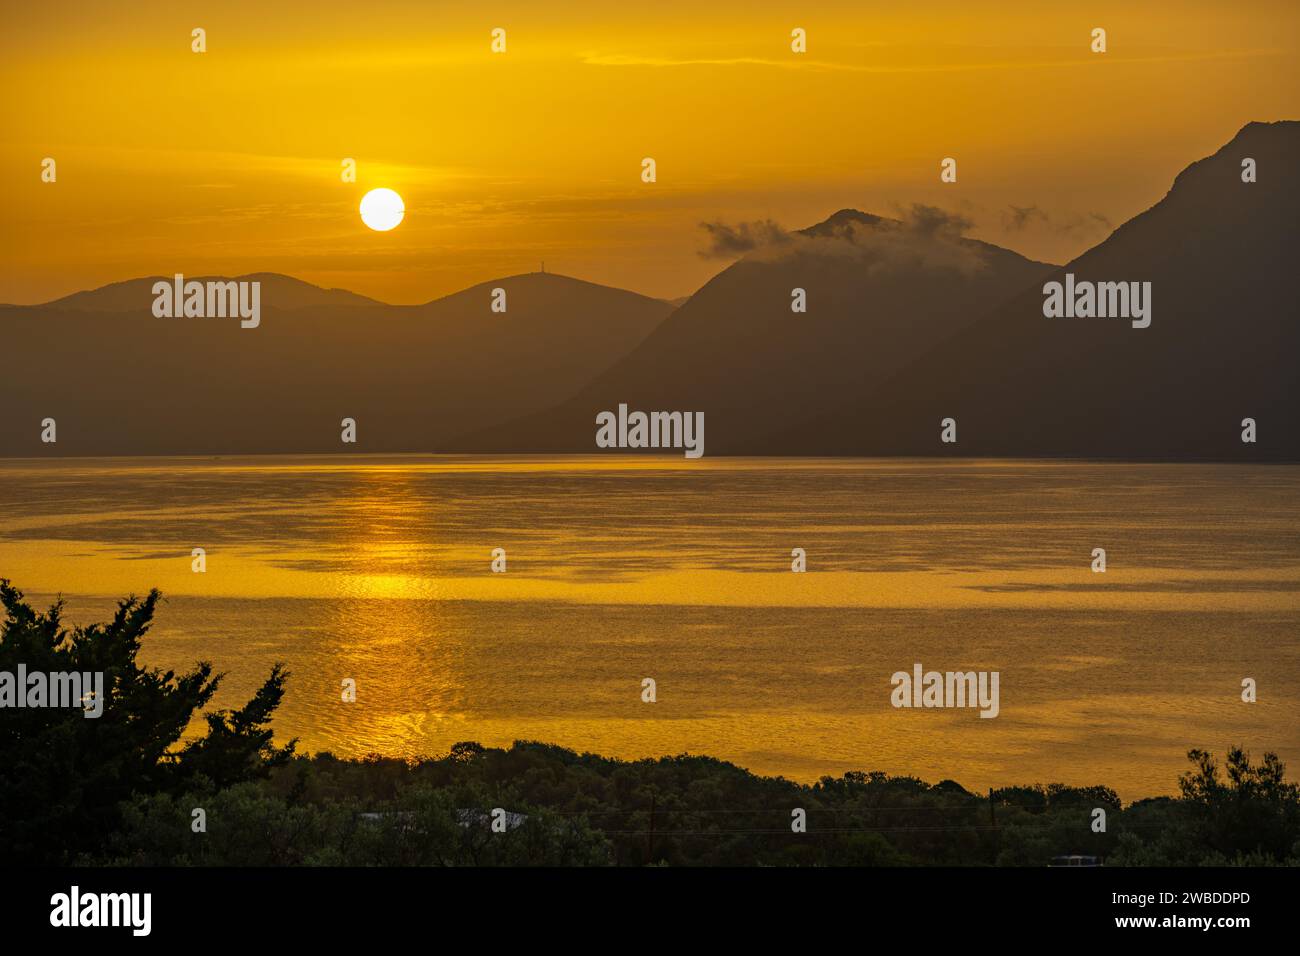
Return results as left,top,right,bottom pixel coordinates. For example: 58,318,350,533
104,741,1285,867
1177,746,1300,862
0,581,294,863
101,776,611,866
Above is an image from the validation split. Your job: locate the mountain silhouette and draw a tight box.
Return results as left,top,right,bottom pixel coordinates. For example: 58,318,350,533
453,121,1298,461
0,272,670,455
4,122,1294,461
771,120,1300,459
34,273,385,312
448,208,1055,453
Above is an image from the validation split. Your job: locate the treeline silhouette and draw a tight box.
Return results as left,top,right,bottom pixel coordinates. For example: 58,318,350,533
3,582,1297,866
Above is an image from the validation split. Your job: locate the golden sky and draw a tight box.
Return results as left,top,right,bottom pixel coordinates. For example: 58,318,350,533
2,0,1297,304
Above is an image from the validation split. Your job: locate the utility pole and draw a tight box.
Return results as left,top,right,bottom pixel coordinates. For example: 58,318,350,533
647,793,656,863
989,787,999,865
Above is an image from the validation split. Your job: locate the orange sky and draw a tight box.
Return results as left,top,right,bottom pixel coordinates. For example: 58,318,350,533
2,0,1297,304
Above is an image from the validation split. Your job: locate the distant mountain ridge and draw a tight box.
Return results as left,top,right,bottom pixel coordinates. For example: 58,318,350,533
448,206,1057,454
771,120,1300,459
0,272,671,456
452,121,1299,461
3,121,1295,461
38,273,385,312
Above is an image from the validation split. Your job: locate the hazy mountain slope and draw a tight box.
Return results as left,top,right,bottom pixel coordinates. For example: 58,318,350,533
38,273,384,312
449,210,1056,453
775,121,1300,459
0,272,671,455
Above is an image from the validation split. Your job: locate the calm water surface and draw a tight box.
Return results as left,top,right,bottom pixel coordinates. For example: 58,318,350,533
1,456,1297,799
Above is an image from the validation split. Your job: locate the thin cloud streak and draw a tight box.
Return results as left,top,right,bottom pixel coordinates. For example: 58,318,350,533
582,48,1284,74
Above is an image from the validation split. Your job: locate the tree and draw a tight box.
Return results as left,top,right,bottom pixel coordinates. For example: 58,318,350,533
1179,746,1300,862
0,581,294,863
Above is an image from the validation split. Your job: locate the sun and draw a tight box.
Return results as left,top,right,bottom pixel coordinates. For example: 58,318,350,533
359,188,404,232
